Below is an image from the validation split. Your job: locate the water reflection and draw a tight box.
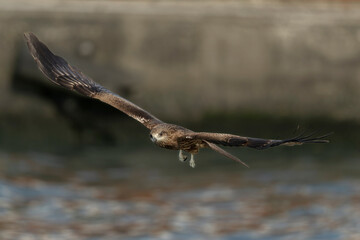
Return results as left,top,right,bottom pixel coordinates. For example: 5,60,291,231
0,149,359,240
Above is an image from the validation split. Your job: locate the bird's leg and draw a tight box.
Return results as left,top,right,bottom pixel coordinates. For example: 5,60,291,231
189,154,196,168
178,150,188,162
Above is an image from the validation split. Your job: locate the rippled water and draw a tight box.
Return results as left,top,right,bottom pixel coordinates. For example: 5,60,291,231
0,148,359,240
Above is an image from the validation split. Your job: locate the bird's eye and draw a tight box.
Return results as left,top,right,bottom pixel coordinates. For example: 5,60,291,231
159,132,163,137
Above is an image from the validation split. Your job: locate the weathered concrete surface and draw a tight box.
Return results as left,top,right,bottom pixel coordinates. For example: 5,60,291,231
2,1,360,121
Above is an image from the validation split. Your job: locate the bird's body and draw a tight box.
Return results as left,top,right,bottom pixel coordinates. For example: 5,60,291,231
150,124,194,150
24,32,330,168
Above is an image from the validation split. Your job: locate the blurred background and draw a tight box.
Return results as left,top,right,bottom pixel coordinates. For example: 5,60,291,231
1,0,360,239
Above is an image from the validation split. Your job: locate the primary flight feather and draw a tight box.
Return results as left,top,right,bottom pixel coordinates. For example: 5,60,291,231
24,32,330,168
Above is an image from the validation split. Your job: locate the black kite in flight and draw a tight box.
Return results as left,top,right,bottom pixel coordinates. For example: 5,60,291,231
24,33,330,168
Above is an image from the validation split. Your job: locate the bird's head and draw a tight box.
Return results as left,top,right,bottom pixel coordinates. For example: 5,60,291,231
149,126,170,144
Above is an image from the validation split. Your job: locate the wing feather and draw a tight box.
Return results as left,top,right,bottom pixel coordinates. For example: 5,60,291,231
24,32,163,129
193,132,331,150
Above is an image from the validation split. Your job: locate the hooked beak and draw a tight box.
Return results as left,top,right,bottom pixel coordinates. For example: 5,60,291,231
150,134,156,143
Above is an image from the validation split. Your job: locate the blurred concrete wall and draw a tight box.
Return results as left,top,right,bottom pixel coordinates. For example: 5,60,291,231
2,1,360,121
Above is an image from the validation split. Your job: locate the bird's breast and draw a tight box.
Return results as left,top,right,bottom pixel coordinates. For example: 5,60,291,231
178,139,206,154
154,137,180,150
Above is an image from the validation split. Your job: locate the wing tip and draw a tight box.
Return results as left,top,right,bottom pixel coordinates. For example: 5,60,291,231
24,32,37,55
24,32,34,41
23,32,32,41
282,131,332,146
24,32,39,50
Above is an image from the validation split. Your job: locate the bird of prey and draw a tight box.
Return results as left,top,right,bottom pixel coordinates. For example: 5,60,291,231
24,32,330,168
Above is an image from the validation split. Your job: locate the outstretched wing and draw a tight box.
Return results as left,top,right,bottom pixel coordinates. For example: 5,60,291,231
24,32,163,130
193,131,331,149
193,131,330,167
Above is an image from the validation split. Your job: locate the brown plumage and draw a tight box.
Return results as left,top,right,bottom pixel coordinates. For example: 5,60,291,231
24,32,330,168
